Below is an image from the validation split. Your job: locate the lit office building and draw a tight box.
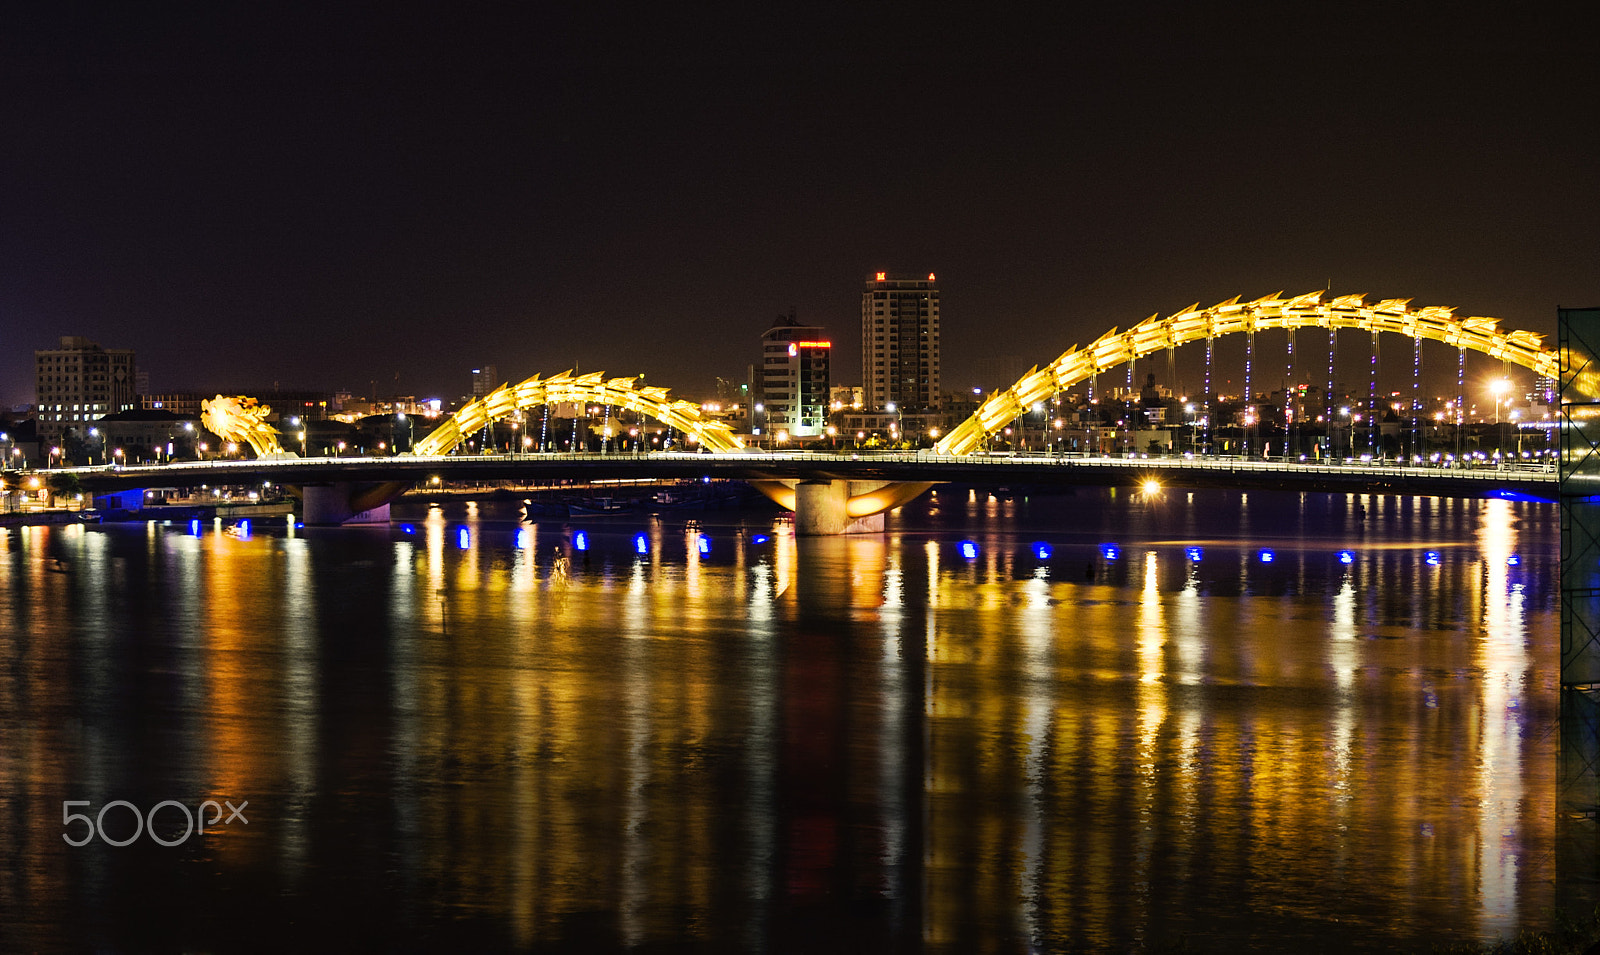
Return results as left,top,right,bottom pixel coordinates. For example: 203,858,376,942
34,336,137,440
471,365,499,398
759,313,830,438
862,271,940,412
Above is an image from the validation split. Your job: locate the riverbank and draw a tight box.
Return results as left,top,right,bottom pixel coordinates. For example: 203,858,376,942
0,501,295,526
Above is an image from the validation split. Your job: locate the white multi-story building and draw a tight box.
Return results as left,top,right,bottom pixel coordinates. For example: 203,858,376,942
861,272,940,412
34,336,137,440
758,313,830,438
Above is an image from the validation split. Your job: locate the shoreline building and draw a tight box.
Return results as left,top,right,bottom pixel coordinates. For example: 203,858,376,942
758,312,830,439
34,336,137,441
862,272,940,412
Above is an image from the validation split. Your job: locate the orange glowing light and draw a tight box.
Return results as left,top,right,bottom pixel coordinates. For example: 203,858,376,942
928,272,935,281
875,272,886,281
798,340,832,348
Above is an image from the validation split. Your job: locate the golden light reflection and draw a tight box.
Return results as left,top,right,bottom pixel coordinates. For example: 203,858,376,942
1474,499,1536,940
0,494,1566,952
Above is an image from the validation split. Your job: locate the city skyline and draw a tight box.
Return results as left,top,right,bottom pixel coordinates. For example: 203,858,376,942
2,8,1595,409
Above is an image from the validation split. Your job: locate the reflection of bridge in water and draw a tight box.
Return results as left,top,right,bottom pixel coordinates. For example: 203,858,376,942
60,291,1584,531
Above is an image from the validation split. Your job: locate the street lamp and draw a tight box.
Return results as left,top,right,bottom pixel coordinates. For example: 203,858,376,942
1490,379,1511,425
1490,379,1512,457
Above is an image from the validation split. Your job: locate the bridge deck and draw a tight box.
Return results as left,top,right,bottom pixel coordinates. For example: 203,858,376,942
49,451,1559,500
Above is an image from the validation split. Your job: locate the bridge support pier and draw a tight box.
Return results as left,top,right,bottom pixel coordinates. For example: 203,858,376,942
300,482,400,526
795,480,885,536
750,479,937,536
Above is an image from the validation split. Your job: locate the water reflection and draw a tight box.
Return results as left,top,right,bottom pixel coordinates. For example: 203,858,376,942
0,491,1574,952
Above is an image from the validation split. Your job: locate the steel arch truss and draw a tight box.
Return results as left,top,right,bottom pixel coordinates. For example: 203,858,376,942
411,370,744,456
935,290,1571,456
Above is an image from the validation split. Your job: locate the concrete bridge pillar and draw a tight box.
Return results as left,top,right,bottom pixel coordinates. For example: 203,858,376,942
750,478,937,536
301,482,395,525
794,480,886,536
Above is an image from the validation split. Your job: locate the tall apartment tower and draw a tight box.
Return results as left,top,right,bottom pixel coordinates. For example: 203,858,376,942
471,365,499,398
861,271,940,412
758,312,830,438
34,336,137,440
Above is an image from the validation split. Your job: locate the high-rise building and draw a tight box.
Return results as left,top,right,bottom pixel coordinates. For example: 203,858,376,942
758,312,830,438
34,336,137,440
471,365,499,398
862,271,940,412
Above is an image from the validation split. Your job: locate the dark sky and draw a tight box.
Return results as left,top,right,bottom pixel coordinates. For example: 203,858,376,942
2,4,1595,408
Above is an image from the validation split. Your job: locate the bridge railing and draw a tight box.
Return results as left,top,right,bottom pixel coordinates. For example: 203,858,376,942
55,448,1558,483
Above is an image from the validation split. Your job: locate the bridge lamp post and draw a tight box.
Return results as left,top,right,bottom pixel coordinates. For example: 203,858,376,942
1490,378,1512,456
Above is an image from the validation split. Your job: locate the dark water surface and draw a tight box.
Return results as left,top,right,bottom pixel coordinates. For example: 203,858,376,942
0,488,1576,951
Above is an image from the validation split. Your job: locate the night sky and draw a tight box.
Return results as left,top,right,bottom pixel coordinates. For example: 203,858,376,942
2,5,1595,409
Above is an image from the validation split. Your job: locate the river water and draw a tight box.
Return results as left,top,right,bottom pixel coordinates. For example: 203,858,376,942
0,487,1578,951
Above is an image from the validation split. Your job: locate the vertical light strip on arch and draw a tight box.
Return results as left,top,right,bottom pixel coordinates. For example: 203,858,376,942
410,370,744,456
935,291,1572,456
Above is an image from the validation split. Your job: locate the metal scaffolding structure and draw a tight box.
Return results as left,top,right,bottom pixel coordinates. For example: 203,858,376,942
1558,305,1600,906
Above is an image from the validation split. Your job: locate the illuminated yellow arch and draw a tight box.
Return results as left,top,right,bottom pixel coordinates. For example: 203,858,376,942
411,370,744,455
935,290,1573,456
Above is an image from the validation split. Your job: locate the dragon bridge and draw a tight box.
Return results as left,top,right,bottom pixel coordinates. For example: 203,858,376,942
412,370,742,455
935,290,1573,456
